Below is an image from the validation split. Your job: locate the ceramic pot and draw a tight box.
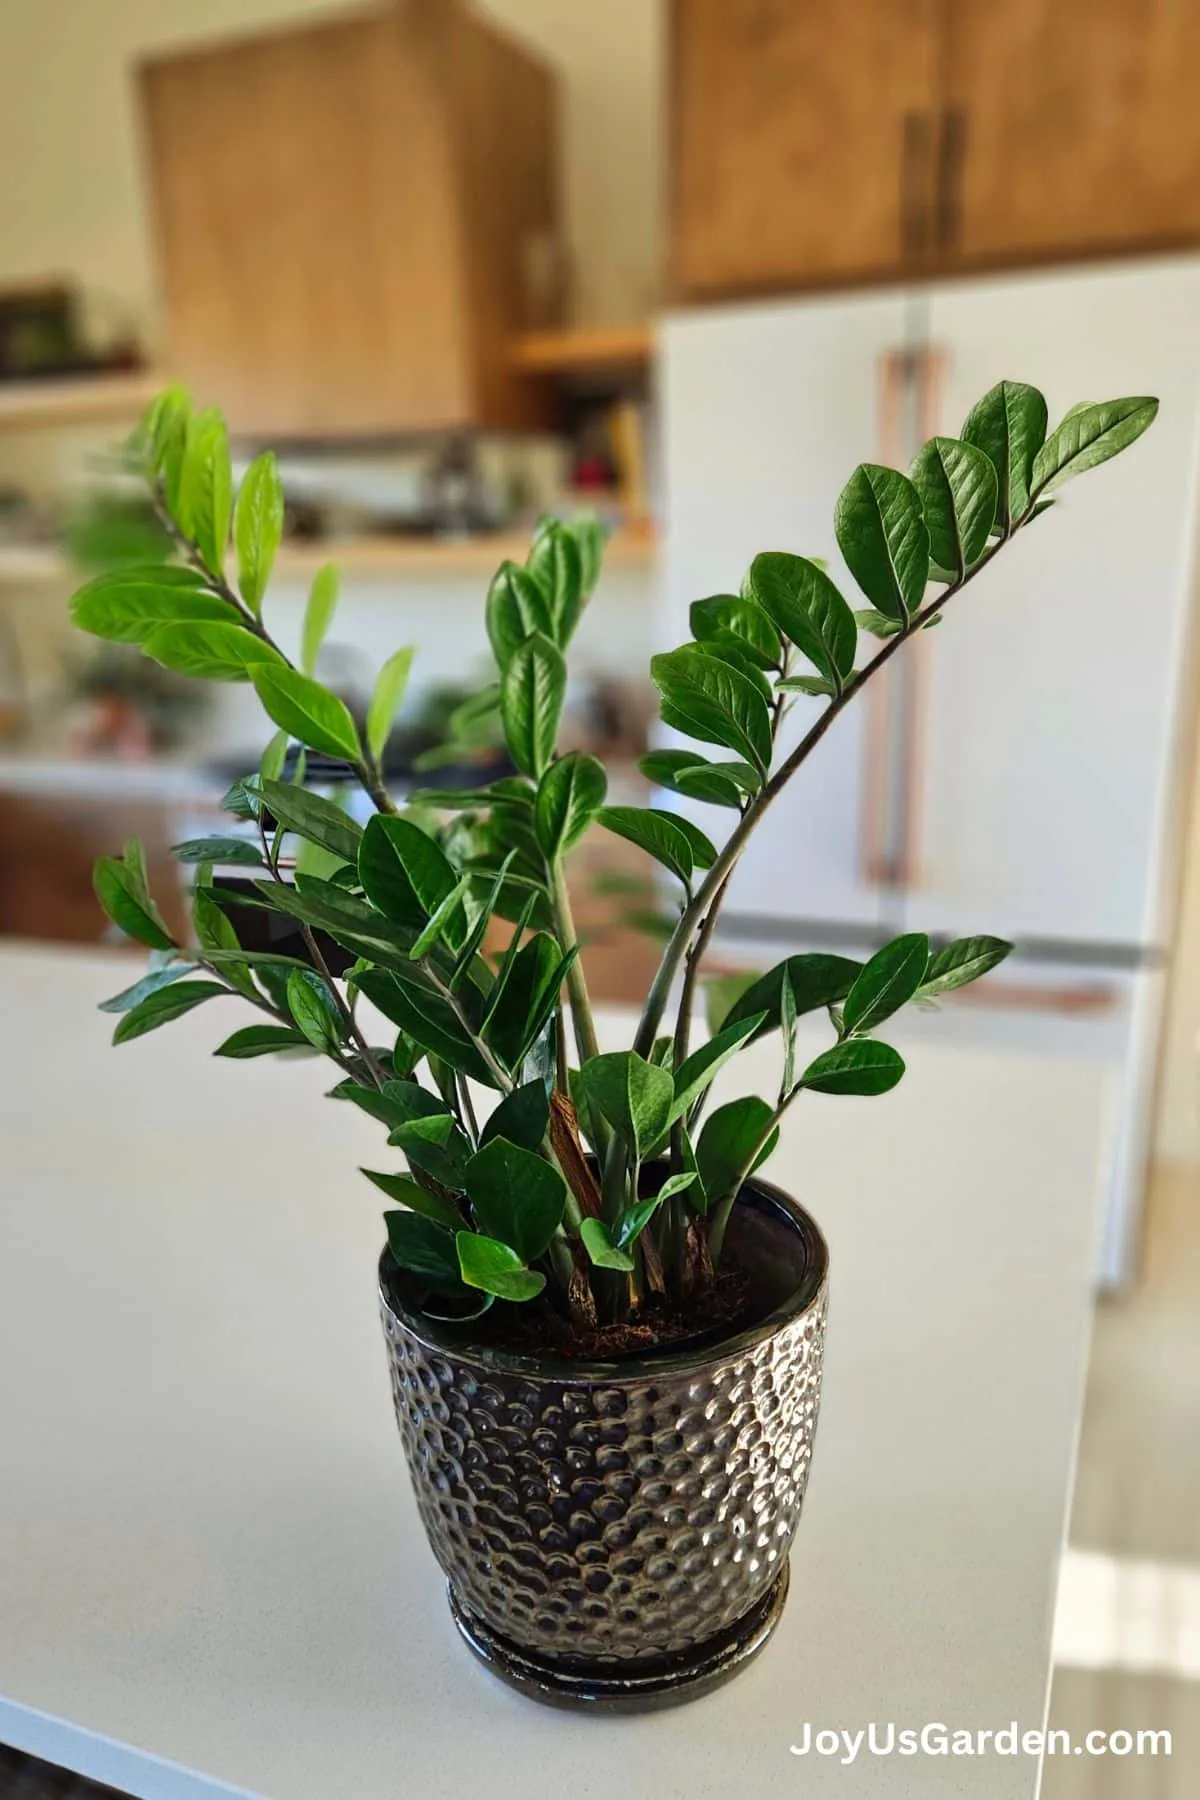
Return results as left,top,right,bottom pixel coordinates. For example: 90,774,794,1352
378,1178,829,1710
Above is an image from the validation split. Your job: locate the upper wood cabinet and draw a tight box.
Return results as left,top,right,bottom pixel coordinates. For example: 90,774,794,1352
139,1,560,438
671,0,1200,301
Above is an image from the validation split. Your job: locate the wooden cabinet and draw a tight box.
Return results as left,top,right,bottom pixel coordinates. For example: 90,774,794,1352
139,2,560,438
671,0,1200,300
671,0,938,297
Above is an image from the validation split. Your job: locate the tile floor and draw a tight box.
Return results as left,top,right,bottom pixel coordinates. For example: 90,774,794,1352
1043,1161,1200,1796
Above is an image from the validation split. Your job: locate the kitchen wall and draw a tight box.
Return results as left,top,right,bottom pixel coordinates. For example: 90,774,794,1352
0,0,663,337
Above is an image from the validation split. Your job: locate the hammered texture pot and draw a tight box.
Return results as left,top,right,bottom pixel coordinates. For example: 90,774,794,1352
378,1179,829,1709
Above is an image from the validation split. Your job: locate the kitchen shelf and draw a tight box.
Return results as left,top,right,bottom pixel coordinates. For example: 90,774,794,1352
0,371,160,431
0,526,658,586
508,324,653,377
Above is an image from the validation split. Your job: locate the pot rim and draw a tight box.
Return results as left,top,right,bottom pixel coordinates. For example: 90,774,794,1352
378,1176,828,1384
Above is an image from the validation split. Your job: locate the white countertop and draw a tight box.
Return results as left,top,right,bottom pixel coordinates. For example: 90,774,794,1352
0,944,1114,1799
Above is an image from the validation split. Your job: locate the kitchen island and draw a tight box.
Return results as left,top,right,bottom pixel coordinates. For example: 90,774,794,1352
0,943,1115,1798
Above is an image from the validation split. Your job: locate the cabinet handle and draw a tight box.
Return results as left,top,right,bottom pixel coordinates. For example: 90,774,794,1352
935,106,968,255
900,109,933,262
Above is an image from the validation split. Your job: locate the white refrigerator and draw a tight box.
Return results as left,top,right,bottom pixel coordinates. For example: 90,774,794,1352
660,257,1200,1285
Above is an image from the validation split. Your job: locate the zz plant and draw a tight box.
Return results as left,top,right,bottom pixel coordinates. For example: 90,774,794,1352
73,383,1157,1340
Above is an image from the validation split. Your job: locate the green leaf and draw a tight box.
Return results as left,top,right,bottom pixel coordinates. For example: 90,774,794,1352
639,748,758,810
171,835,264,867
358,814,457,930
486,561,554,669
258,782,362,868
463,1138,566,1262
142,621,284,682
834,464,930,621
705,971,760,1036
143,385,191,500
577,1051,674,1159
366,646,415,765
301,562,339,676
191,886,256,1000
747,552,857,691
93,856,174,950
480,1080,551,1152
287,967,344,1053
385,1211,462,1292
778,674,836,698
580,1217,635,1272
69,567,238,644
234,451,284,615
391,1113,472,1190
356,970,497,1089
696,1096,778,1202
570,512,605,599
526,521,585,645
214,1024,311,1058
408,875,471,960
612,1173,698,1251
179,407,233,576
499,631,566,779
853,608,903,640
1031,397,1159,497
670,1012,766,1122
799,1039,905,1096
334,1076,441,1128
535,752,607,861
484,932,570,1072
650,646,773,775
915,934,1013,1000
908,437,998,577
669,812,718,870
251,665,361,763
961,380,1048,529
597,805,700,889
98,961,194,1013
360,1168,460,1230
112,979,227,1044
721,953,862,1039
456,1232,545,1302
690,593,782,670
842,933,929,1034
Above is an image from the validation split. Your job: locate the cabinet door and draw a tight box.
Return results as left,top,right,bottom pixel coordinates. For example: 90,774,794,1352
660,290,913,931
908,260,1200,948
943,0,1200,268
671,0,938,298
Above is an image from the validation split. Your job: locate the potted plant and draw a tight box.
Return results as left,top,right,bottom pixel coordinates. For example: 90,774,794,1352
72,382,1156,1709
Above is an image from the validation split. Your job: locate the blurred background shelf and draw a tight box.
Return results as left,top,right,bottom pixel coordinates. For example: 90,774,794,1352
509,325,652,378
0,370,158,431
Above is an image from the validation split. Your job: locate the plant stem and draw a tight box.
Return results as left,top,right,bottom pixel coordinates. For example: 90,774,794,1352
421,963,514,1095
549,857,601,1067
632,536,1013,1062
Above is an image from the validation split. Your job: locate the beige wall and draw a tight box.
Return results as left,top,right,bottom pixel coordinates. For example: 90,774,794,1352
1155,742,1200,1166
0,0,662,341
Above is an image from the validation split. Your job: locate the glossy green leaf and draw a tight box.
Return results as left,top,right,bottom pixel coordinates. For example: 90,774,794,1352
358,814,457,930
799,1039,905,1095
696,1096,778,1202
1031,397,1159,496
842,933,929,1034
747,552,857,690
251,665,361,763
366,646,415,764
577,1051,674,1159
300,562,339,676
778,674,836,697
192,886,256,1000
333,1077,441,1129
259,730,288,790
179,407,233,575
391,1113,472,1190
408,875,471,960
170,835,264,867
214,1023,311,1058
69,567,237,644
650,646,773,775
484,932,570,1072
286,967,344,1053
669,813,718,869
499,631,566,779
669,1012,765,1122
480,1080,551,1152
535,752,607,861
915,934,1013,1000
612,1173,698,1252
112,979,227,1044
721,953,862,1040
142,621,283,682
456,1232,545,1302
689,593,782,670
908,437,998,577
526,520,585,645
853,608,903,640
93,856,174,950
639,749,758,810
486,562,555,669
571,512,605,600
360,1168,460,1230
704,971,760,1036
580,1217,635,1272
98,961,194,1013
234,451,284,615
385,1211,462,1291
597,805,698,889
834,463,929,621
259,780,362,864
961,380,1048,529
355,970,497,1088
463,1137,566,1262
